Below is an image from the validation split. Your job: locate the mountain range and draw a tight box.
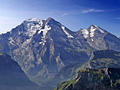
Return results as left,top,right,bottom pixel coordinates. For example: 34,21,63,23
0,17,120,89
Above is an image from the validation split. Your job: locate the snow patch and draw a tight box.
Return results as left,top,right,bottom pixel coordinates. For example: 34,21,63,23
24,20,42,37
23,18,51,46
81,29,89,38
99,28,104,33
81,25,105,39
38,25,51,45
9,37,15,45
93,25,104,33
38,25,51,38
39,40,46,45
61,26,74,38
90,25,105,37
90,26,96,37
91,39,94,41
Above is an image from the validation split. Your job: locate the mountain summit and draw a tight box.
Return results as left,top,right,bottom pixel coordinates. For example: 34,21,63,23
81,25,105,39
0,18,120,89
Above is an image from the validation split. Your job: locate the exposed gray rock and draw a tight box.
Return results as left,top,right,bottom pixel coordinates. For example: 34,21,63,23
0,18,120,89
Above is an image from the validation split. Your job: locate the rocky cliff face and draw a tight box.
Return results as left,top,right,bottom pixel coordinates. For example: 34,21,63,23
0,18,120,89
82,50,120,69
55,68,120,90
55,50,120,90
80,25,120,51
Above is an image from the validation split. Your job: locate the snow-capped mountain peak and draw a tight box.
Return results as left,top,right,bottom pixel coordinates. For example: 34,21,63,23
23,19,44,37
46,17,55,22
81,25,105,39
1,17,120,89
21,18,58,37
89,25,105,34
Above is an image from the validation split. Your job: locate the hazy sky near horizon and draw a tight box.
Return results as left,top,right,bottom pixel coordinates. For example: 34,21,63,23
0,0,120,36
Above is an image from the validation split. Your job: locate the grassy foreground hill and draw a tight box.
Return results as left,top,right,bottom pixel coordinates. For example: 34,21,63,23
54,68,120,90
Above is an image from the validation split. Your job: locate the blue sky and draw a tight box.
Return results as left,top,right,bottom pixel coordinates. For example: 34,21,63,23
0,0,120,36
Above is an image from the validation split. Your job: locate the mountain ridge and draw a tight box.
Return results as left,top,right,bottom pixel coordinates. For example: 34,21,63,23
54,68,120,90
82,50,120,69
0,17,120,89
54,50,120,90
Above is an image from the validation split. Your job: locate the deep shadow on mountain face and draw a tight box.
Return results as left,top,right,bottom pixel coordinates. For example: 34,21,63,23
0,52,40,90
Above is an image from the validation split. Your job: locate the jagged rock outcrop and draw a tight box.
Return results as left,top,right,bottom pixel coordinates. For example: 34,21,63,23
55,68,120,90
